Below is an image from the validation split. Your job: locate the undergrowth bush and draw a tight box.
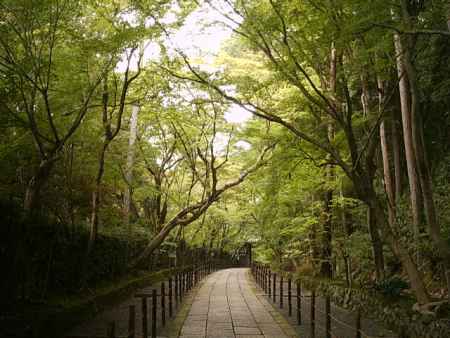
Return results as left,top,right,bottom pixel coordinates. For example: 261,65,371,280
372,277,409,297
0,199,161,305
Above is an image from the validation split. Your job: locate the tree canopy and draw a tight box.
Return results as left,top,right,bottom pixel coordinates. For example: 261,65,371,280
1,0,450,317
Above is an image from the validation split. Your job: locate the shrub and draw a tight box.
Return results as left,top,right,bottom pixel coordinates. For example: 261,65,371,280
372,277,409,297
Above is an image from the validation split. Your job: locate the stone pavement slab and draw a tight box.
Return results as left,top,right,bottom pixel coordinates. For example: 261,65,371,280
178,268,296,338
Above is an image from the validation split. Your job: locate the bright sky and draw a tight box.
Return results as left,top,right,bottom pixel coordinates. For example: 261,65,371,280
225,104,252,124
171,3,251,125
117,1,252,155
117,1,251,127
167,2,252,152
169,2,235,58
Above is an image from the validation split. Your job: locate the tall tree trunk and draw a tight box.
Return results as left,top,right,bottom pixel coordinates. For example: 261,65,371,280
124,104,140,224
365,130,386,280
343,213,353,287
400,27,450,300
80,141,110,285
65,143,76,232
320,43,336,279
391,111,403,201
447,8,450,31
378,78,396,226
24,159,54,212
371,197,430,304
367,206,385,280
394,33,421,238
361,74,370,117
354,177,430,303
87,141,109,258
321,189,333,278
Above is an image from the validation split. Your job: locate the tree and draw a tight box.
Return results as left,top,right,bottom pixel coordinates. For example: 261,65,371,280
123,104,140,224
87,47,142,255
0,0,111,212
172,0,432,302
394,0,450,300
129,90,274,267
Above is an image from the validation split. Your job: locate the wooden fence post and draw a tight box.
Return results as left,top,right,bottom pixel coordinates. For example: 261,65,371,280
280,276,284,309
188,269,191,290
325,295,331,338
288,278,292,316
273,273,277,303
152,289,157,338
268,270,272,297
175,274,179,306
161,282,166,327
265,268,268,292
142,297,148,338
128,305,135,338
180,272,183,301
257,265,260,285
310,290,316,338
259,266,262,287
107,321,115,338
169,277,173,318
264,267,269,293
297,281,302,325
356,308,362,338
258,266,261,288
186,268,191,292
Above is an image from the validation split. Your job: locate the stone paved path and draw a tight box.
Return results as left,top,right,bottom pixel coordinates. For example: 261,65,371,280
179,268,292,338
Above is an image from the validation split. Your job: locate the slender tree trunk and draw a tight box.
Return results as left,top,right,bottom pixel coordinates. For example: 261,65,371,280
371,197,430,303
321,125,334,278
80,141,110,285
394,33,421,238
391,111,403,201
361,74,370,117
342,199,354,285
124,104,139,224
364,126,386,280
378,78,396,226
24,159,54,212
320,43,336,279
447,8,450,31
344,253,351,287
367,206,385,280
65,143,76,232
87,141,109,256
309,213,320,273
340,185,354,288
132,221,180,269
321,189,333,278
380,226,430,304
355,178,430,303
400,29,450,300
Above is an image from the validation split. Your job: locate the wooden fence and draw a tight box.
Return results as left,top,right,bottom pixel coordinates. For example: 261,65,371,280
251,263,388,338
67,260,220,338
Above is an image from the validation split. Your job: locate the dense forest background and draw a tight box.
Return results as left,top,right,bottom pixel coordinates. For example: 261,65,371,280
1,0,450,336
